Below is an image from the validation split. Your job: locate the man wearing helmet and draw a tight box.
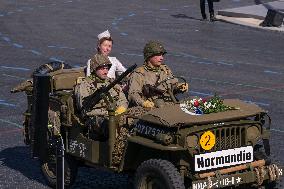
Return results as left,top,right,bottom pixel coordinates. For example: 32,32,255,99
75,54,128,117
128,41,189,108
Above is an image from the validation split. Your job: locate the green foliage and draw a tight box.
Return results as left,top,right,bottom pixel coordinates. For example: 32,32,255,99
184,95,236,114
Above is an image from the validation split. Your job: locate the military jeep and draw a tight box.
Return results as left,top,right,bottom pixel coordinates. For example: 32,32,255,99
12,62,282,189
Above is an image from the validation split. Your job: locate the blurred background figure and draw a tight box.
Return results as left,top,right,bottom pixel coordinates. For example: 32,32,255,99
86,30,126,79
200,0,217,21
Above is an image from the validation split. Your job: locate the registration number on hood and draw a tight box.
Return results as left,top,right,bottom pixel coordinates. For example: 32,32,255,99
134,122,167,138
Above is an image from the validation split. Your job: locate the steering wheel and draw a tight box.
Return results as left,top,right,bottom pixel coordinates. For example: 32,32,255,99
154,75,187,103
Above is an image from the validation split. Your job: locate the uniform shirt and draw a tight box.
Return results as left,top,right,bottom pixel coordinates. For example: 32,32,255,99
86,56,126,79
75,75,128,117
128,63,178,107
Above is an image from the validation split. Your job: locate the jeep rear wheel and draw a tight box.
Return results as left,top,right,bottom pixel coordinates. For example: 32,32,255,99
41,109,78,188
134,159,185,189
41,155,77,188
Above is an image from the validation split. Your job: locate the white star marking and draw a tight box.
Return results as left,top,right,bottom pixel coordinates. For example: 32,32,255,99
236,177,242,183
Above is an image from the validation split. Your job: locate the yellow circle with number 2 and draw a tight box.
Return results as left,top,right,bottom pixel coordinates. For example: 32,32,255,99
200,131,216,151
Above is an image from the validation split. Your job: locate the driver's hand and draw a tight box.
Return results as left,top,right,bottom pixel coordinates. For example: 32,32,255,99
143,100,154,108
177,83,189,92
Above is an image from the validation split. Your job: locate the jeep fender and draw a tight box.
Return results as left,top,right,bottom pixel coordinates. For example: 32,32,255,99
120,135,186,171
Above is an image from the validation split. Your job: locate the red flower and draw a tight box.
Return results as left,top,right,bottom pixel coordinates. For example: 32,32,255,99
202,98,207,103
194,100,199,107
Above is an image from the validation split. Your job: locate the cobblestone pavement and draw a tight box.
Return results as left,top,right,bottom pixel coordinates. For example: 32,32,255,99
0,0,283,188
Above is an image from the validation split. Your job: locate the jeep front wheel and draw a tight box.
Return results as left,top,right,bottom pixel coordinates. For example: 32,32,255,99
134,159,185,189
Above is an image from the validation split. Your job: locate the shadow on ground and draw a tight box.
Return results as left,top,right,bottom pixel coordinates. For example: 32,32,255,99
171,13,204,21
0,146,131,189
72,167,132,189
0,146,47,185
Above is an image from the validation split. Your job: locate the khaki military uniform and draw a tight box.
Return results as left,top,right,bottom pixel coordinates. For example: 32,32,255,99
75,75,128,117
128,63,178,107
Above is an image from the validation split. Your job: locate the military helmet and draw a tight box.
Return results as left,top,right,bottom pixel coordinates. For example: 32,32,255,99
143,40,167,61
90,54,112,73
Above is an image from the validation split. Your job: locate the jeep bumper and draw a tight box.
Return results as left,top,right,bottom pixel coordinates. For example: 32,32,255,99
191,160,283,189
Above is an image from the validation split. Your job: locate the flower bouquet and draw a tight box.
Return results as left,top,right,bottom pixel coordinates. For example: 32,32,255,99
183,95,237,115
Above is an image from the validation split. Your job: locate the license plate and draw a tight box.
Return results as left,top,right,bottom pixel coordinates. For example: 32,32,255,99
192,175,243,189
195,146,253,171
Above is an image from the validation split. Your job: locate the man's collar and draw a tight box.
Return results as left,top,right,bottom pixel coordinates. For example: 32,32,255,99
89,74,107,83
144,62,160,72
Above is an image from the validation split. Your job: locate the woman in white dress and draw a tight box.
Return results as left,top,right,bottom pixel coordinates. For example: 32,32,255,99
86,30,126,79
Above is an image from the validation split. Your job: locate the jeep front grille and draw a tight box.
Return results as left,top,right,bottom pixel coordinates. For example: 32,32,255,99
198,126,246,153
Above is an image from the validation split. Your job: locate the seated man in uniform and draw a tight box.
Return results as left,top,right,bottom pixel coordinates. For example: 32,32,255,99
128,40,189,108
75,54,128,139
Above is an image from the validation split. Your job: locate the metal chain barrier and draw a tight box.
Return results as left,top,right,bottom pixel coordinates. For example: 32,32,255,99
268,164,276,181
268,164,280,181
255,166,265,186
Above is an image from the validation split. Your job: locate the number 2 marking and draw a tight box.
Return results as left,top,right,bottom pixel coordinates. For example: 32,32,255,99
205,135,210,146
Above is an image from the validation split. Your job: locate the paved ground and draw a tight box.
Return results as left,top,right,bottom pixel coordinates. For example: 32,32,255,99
0,0,283,188
217,0,284,32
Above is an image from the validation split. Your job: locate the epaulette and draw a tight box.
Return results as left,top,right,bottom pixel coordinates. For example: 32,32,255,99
134,66,146,74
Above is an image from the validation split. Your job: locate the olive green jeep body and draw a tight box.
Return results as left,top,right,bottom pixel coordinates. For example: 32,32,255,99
12,63,282,189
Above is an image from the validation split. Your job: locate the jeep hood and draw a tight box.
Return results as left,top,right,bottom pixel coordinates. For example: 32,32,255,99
139,99,265,127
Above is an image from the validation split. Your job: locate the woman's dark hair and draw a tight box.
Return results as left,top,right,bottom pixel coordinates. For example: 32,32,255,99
97,37,113,53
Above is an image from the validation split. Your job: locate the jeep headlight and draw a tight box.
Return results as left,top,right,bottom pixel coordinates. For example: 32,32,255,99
155,133,173,145
186,135,198,149
247,126,261,142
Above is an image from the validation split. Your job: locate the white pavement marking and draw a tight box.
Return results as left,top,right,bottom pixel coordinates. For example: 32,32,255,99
0,1,80,67
2,74,27,80
47,45,75,50
190,91,213,96
0,66,30,71
13,43,24,48
264,70,283,75
0,118,22,128
191,77,284,93
0,102,16,107
120,52,143,57
49,57,64,62
190,91,270,106
28,49,42,55
243,100,270,106
271,129,284,133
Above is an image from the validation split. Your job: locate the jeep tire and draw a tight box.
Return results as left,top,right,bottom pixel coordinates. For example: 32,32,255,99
41,109,77,188
134,159,185,189
41,156,78,188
